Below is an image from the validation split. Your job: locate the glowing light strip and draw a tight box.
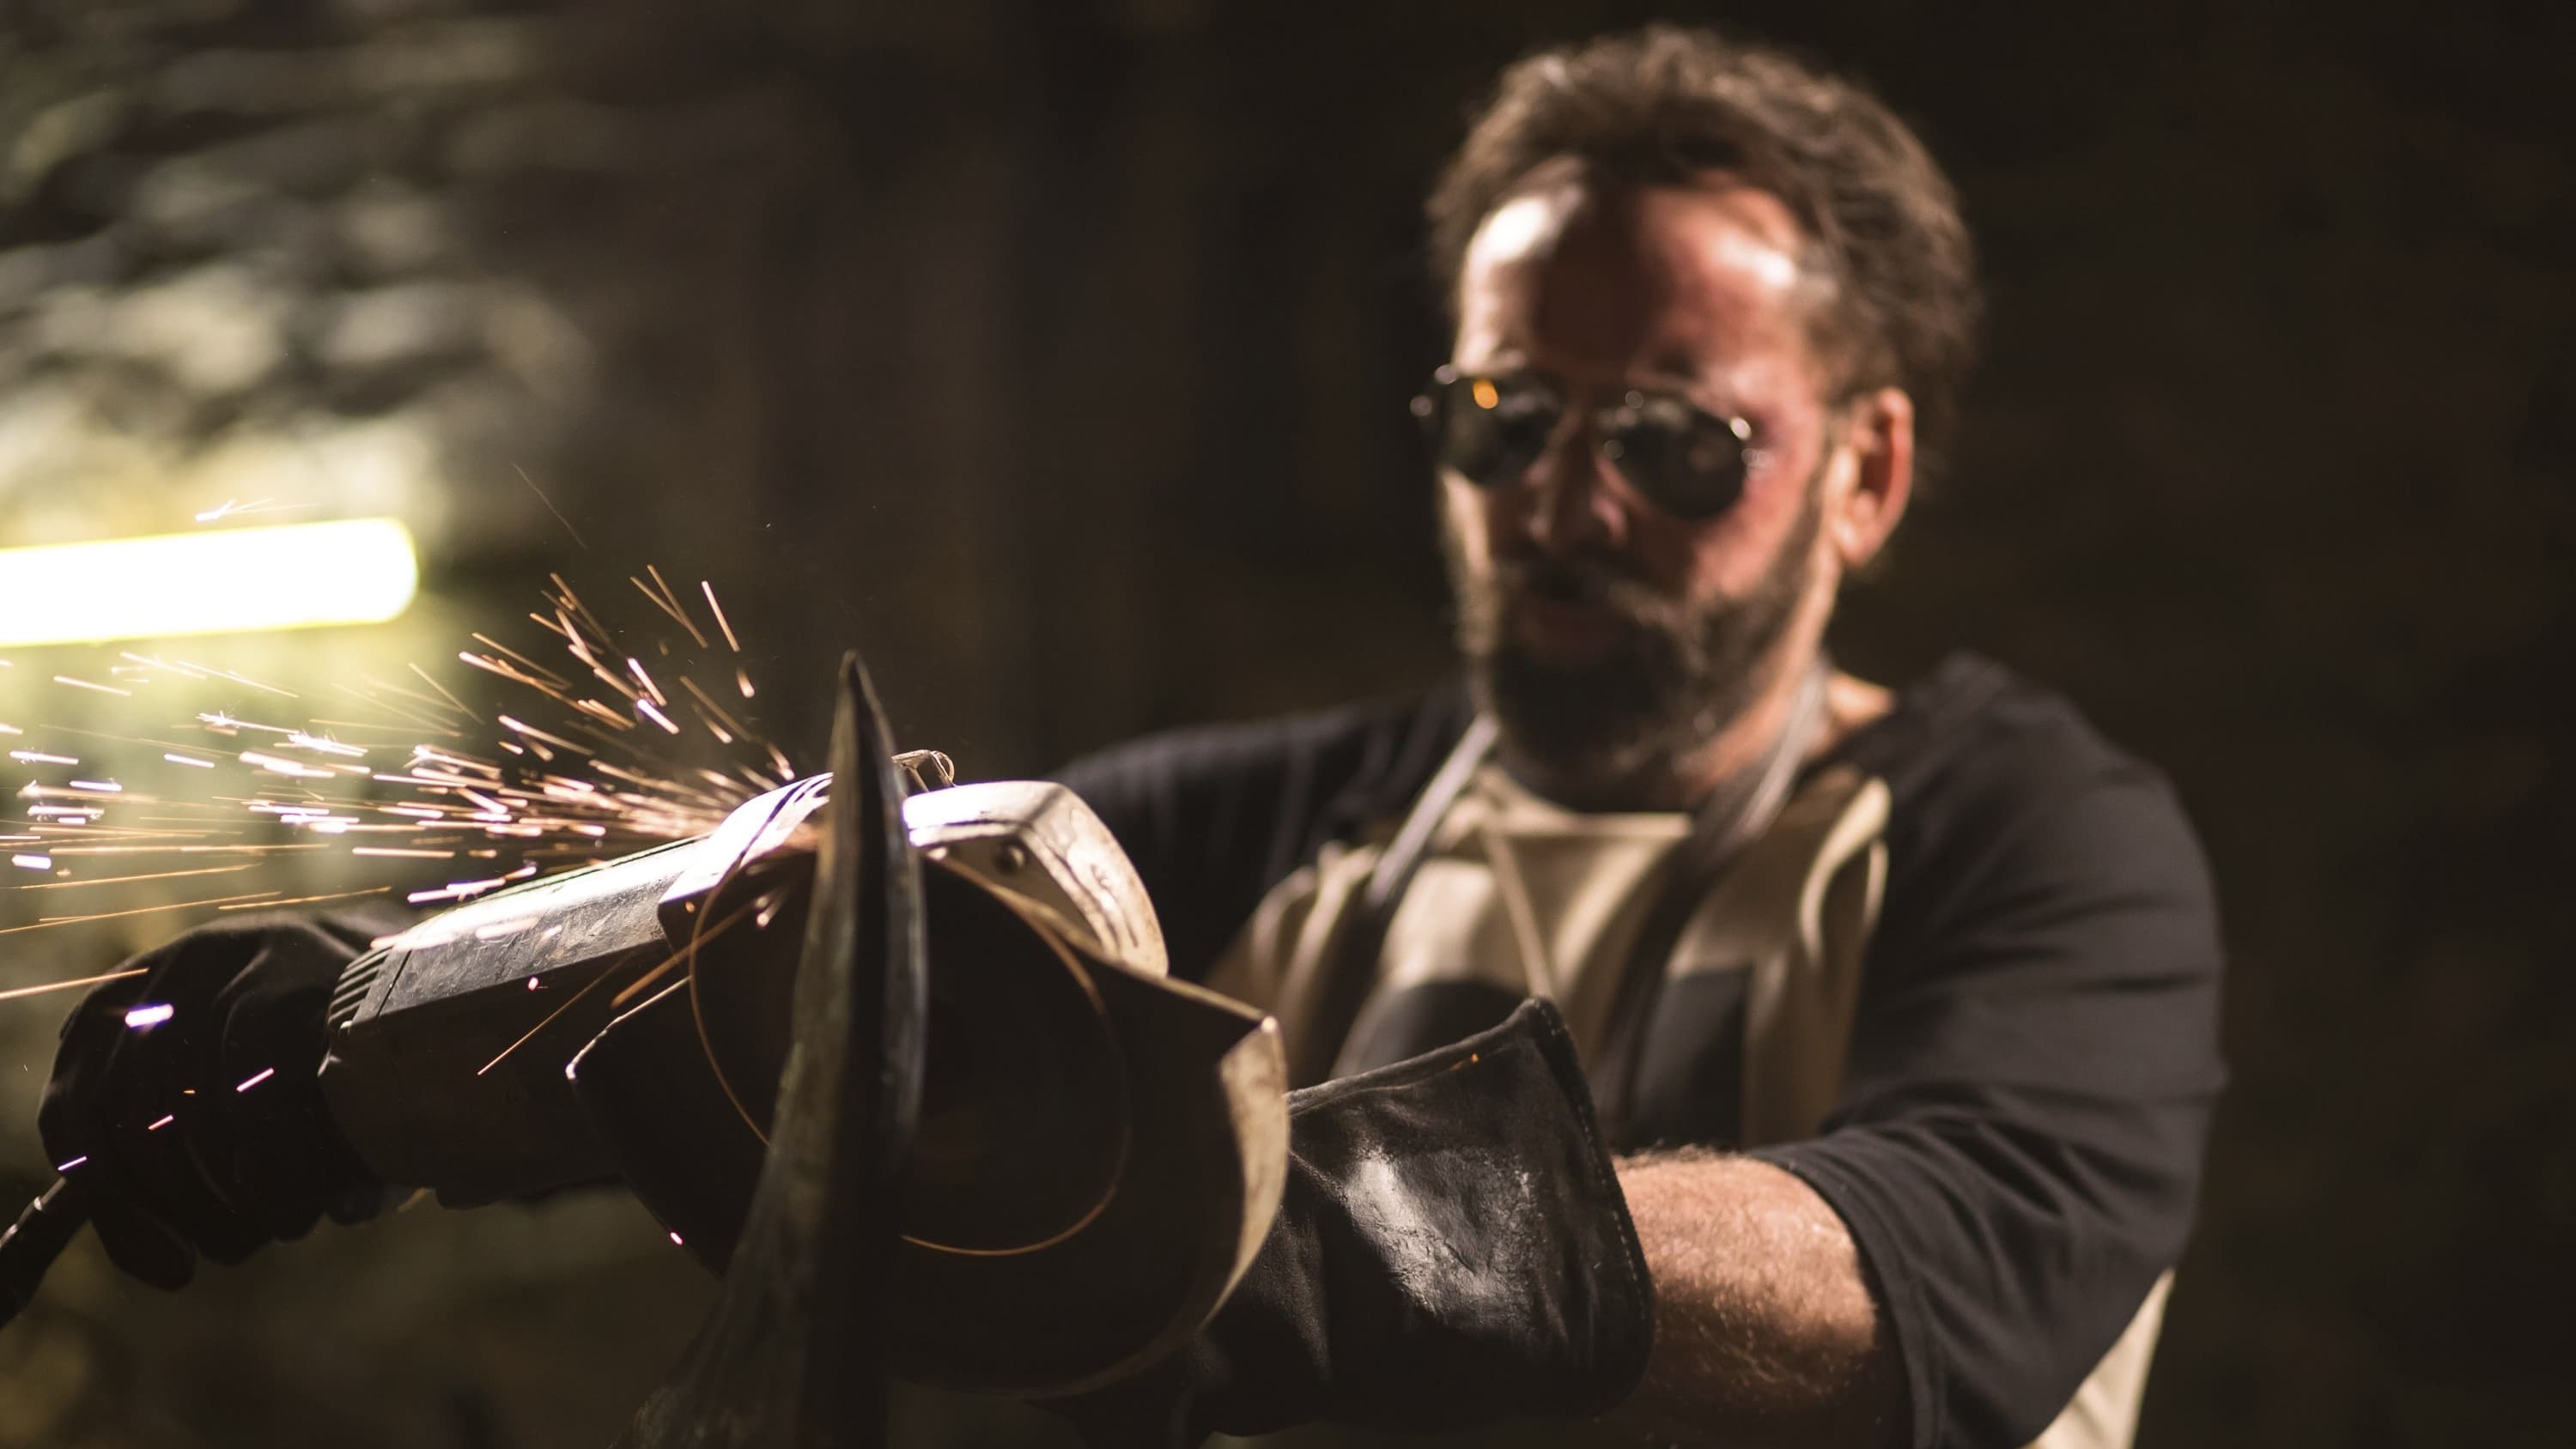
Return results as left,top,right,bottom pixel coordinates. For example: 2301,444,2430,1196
0,519,418,647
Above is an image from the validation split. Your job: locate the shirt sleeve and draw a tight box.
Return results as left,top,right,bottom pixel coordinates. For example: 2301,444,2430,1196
1749,751,2227,1449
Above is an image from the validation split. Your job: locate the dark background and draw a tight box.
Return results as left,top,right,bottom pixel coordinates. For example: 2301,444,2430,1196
1,1,2569,1446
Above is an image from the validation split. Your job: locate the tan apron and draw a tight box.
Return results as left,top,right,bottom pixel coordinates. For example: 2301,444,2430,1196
1205,748,2168,1449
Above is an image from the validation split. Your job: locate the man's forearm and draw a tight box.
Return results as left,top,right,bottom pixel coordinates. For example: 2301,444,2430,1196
1606,1149,1905,1449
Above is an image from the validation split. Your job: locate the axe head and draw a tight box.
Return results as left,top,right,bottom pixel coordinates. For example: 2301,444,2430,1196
571,656,1286,1441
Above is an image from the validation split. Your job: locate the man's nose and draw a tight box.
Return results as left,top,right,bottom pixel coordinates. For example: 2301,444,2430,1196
1520,422,1628,553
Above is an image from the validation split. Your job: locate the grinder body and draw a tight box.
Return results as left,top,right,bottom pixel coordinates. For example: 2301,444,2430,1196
318,777,831,1206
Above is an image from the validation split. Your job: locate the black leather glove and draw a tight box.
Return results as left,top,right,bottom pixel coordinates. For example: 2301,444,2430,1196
37,912,396,1289
1049,997,1655,1446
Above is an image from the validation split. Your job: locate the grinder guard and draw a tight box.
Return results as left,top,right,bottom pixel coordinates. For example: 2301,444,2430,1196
572,779,1289,1397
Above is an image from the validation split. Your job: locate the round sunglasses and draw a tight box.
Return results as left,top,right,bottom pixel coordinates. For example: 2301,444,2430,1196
1409,366,1765,521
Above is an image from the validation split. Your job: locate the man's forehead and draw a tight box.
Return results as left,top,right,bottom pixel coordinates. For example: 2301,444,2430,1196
1457,172,1821,380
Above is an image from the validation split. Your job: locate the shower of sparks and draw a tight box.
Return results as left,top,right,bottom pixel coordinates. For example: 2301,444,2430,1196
0,572,793,988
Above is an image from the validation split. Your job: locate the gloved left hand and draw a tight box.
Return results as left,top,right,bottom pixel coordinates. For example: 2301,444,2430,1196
36,913,396,1289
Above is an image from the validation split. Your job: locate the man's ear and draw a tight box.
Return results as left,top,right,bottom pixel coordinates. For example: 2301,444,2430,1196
1828,385,1914,572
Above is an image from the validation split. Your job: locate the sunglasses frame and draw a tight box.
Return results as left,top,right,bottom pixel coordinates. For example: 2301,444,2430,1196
1409,365,1765,521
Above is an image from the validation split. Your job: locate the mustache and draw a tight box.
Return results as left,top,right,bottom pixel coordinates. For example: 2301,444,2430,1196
1487,551,1681,628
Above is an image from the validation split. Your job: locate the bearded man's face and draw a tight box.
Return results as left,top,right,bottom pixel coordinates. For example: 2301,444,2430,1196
1438,174,1859,803
1443,464,1822,793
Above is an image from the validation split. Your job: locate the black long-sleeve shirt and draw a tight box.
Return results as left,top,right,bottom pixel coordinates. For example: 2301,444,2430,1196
1055,654,2226,1447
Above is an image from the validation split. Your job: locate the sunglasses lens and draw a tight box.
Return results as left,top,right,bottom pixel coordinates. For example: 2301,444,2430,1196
1608,397,1748,519
1417,374,1752,519
1426,375,1556,488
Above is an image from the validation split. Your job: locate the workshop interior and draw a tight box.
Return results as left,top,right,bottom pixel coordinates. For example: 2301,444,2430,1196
0,4,2566,1448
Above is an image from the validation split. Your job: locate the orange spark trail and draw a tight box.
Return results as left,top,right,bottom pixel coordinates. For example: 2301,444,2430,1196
3,865,258,891
216,887,393,911
1,891,284,935
701,581,741,653
0,967,151,1003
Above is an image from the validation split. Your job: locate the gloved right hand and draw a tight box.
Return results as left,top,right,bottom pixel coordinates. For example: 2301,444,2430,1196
36,913,393,1289
1045,997,1656,1447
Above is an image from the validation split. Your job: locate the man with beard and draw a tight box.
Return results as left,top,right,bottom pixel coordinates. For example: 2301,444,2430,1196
1048,24,2224,1449
30,25,2221,1449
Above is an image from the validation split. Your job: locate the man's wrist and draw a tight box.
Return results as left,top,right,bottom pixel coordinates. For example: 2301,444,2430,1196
1609,1149,1903,1449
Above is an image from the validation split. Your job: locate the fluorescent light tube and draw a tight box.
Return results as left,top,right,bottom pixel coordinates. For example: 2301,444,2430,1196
0,518,419,647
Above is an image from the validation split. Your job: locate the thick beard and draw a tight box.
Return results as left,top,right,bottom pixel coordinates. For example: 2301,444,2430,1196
1443,483,1822,803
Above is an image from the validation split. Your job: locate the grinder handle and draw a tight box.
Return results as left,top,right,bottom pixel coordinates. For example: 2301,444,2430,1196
0,1177,86,1330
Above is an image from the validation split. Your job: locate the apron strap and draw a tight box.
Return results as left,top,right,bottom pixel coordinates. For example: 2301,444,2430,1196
1591,662,1834,1138
1284,714,1498,1085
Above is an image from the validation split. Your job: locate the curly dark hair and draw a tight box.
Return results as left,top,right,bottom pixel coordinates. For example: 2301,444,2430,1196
1428,25,1981,476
